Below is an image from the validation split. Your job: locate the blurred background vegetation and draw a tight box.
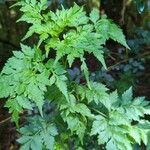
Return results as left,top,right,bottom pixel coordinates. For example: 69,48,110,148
0,0,150,149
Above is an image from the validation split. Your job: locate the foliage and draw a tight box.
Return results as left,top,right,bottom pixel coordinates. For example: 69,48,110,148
0,0,150,149
17,116,58,150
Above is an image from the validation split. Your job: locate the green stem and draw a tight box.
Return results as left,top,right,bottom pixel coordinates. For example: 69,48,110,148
91,108,108,118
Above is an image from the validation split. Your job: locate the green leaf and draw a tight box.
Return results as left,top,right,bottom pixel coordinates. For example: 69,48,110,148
77,81,110,110
64,115,86,142
95,18,130,49
37,33,49,48
2,2,149,150
26,82,44,116
122,87,133,103
109,22,130,49
16,95,32,110
13,51,25,59
80,57,91,89
109,90,119,106
90,8,100,24
129,127,141,144
91,114,132,150
93,49,107,69
74,103,93,117
0,45,52,122
42,134,55,150
18,116,58,150
30,136,42,150
118,88,150,121
5,98,23,126
55,75,69,102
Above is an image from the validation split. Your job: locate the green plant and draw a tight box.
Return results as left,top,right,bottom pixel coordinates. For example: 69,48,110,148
0,0,150,149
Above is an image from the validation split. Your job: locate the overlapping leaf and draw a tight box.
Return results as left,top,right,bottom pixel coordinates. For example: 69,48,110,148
17,116,58,150
77,81,110,110
0,45,52,123
90,88,150,150
60,94,93,142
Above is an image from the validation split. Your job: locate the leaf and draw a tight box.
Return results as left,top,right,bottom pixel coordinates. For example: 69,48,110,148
18,116,58,150
55,75,69,102
95,18,130,49
30,136,42,150
90,98,150,150
77,81,110,110
74,103,93,117
27,82,44,116
122,87,133,104
13,51,25,59
140,129,148,145
118,89,150,121
2,2,150,150
16,95,33,110
16,1,109,70
109,90,119,106
49,74,56,86
0,45,52,122
80,57,91,89
93,49,107,69
90,8,100,24
42,134,55,150
22,26,35,41
0,76,14,98
129,127,141,144
20,44,34,57
106,139,118,150
109,22,130,49
37,33,49,48
5,98,23,126
64,115,86,142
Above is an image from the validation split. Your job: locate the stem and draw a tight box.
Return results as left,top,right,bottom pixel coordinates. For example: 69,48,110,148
107,51,150,71
0,116,11,125
91,108,108,118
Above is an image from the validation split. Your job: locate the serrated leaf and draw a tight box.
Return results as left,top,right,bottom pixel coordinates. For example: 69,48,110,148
22,26,35,41
74,103,93,117
13,51,25,59
109,22,130,49
81,57,91,89
129,127,141,144
16,95,33,110
5,98,23,126
90,8,100,24
65,115,86,142
30,136,42,150
0,45,53,122
140,129,148,145
56,75,69,102
37,33,49,48
43,134,55,150
93,49,107,69
27,82,44,116
122,87,133,103
18,116,58,150
95,18,130,49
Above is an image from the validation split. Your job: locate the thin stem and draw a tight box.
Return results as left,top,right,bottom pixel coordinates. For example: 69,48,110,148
91,108,108,118
107,51,150,71
0,116,11,125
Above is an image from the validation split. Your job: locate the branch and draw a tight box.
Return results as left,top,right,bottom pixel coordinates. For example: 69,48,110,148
0,116,11,125
107,51,150,71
